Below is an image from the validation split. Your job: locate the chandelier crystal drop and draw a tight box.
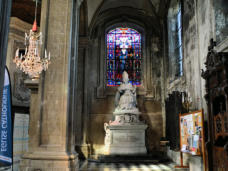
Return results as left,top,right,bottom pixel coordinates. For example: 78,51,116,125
13,0,50,78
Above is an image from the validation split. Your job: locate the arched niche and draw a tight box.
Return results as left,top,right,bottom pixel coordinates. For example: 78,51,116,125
83,5,164,155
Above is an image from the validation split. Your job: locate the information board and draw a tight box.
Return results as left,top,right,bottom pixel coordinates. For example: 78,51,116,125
179,110,205,156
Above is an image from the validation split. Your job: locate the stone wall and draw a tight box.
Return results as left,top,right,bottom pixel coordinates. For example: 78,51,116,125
13,113,29,171
164,0,227,119
163,0,215,136
163,0,228,170
6,17,31,107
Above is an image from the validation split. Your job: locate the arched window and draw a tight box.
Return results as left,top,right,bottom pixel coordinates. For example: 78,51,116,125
168,0,183,81
106,27,142,86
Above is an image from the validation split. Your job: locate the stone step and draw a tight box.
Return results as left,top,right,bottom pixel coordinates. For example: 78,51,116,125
89,152,171,163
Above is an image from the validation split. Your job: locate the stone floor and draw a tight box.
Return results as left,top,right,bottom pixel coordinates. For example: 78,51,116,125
0,161,189,171
79,161,188,171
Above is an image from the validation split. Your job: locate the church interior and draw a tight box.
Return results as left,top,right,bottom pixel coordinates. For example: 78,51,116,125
0,0,227,170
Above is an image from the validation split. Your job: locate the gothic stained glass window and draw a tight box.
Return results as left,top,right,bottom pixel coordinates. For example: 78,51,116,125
106,27,142,86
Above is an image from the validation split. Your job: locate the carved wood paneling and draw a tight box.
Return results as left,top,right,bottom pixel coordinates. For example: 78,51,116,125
201,39,228,171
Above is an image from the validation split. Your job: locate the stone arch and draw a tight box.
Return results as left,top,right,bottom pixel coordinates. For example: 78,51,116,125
89,6,160,38
82,4,164,155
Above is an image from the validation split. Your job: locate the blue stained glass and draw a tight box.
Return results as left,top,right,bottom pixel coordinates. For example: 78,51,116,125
106,27,142,86
177,11,181,29
177,29,182,46
179,46,183,60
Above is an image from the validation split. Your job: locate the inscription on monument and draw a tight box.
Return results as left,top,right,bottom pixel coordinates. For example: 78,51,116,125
113,133,141,143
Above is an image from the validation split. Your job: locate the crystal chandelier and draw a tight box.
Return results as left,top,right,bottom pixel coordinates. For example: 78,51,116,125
13,0,50,78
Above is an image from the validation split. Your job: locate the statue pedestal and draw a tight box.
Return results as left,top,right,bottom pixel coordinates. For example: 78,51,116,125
105,71,148,155
104,124,147,155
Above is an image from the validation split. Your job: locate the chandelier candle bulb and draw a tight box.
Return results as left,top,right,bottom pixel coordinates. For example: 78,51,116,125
40,33,42,44
16,49,19,57
48,52,50,60
24,33,27,45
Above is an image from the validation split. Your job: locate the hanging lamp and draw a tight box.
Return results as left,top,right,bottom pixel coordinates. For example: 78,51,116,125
13,0,50,78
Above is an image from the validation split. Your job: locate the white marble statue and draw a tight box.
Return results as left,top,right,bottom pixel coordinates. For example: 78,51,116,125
103,71,147,155
113,71,140,115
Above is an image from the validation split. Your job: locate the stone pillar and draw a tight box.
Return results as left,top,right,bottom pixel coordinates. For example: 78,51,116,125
76,36,89,158
20,0,80,170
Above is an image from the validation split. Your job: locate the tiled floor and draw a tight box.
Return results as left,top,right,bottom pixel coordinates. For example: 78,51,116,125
79,161,177,171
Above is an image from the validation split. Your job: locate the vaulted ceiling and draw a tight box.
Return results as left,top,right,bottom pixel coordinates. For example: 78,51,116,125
11,0,41,25
10,0,169,28
87,0,170,26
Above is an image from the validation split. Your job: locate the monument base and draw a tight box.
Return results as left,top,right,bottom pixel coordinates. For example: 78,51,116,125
104,124,147,155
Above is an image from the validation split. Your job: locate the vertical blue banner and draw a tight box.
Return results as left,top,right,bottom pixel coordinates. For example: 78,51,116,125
0,67,12,165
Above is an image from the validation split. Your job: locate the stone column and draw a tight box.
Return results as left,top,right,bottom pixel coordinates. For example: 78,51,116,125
77,36,89,158
20,0,80,170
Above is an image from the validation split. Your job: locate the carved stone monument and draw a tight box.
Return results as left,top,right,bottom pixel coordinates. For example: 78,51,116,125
104,71,148,155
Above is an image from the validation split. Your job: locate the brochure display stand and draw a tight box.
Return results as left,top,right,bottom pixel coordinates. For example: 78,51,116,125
175,110,206,170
